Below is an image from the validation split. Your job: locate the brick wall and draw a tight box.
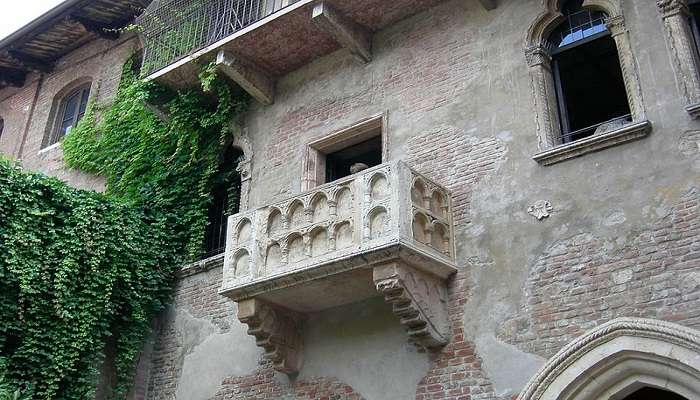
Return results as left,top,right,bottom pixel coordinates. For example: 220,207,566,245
0,34,140,191
500,188,700,359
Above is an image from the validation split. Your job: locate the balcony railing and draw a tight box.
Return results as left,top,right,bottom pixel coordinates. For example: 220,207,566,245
218,162,458,372
220,161,456,300
137,0,297,77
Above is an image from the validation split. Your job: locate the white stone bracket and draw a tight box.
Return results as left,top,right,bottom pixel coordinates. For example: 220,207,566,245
312,2,372,63
373,262,451,349
216,50,275,105
237,298,303,374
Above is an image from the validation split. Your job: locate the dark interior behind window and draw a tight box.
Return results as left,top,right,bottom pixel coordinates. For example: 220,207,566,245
325,136,382,183
553,35,631,142
47,84,91,147
203,146,243,258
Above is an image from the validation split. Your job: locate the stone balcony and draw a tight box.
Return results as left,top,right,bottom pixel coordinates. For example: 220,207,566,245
219,161,458,373
141,0,496,102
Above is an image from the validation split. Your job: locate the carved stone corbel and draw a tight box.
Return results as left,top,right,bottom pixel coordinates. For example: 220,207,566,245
373,262,450,349
237,299,303,374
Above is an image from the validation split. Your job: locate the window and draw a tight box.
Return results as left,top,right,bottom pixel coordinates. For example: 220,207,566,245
302,113,387,190
46,83,91,147
549,0,631,142
526,0,649,165
203,146,244,258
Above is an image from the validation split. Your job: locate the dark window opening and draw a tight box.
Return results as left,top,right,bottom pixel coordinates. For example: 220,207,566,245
622,387,688,400
325,136,382,183
0,118,4,141
549,0,630,143
203,146,243,259
47,84,91,147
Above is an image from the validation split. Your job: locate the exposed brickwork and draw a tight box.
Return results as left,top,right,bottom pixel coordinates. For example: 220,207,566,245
212,361,363,400
405,125,507,226
0,34,139,191
415,270,501,400
147,267,238,399
501,188,700,358
258,4,483,204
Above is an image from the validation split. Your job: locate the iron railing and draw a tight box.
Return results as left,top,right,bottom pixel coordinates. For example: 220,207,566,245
137,0,295,77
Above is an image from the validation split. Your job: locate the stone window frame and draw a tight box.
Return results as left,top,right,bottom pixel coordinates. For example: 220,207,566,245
301,112,389,191
517,318,700,400
526,0,651,166
42,77,94,151
657,0,700,118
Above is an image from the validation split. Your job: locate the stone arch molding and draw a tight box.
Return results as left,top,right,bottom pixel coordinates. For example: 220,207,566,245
525,0,649,164
517,318,700,400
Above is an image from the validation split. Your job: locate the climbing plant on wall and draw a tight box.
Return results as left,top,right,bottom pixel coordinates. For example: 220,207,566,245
0,58,247,399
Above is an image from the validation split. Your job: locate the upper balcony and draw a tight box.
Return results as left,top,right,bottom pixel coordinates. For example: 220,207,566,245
219,161,458,373
137,0,496,100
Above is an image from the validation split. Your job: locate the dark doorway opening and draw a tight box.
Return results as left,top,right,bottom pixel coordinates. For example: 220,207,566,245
203,146,243,258
622,387,688,400
325,136,382,183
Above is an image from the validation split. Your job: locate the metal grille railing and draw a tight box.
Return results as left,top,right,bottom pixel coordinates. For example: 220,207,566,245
137,0,293,77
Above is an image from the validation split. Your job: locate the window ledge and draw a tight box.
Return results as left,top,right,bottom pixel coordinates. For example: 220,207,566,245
686,103,700,119
38,142,61,155
533,120,652,166
180,252,225,277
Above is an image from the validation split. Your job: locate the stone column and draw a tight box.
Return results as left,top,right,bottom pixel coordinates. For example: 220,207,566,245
526,45,562,150
658,0,700,117
607,15,647,122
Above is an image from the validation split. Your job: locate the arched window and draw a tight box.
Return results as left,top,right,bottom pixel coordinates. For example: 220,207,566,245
45,83,91,148
526,0,649,165
202,146,244,258
548,0,630,142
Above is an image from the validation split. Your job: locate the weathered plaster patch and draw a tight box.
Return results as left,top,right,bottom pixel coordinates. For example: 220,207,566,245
299,298,430,400
603,209,626,226
173,307,261,400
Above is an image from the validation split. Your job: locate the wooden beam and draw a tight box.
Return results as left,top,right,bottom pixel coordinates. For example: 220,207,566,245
312,2,372,63
479,0,497,10
215,51,275,106
3,51,53,73
69,15,121,40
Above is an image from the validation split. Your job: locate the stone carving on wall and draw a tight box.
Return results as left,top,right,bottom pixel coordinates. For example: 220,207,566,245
527,200,553,221
220,162,458,373
374,262,450,349
236,299,303,374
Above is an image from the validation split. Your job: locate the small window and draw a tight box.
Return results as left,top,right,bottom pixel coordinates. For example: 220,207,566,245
303,114,387,189
549,0,631,142
46,84,91,147
203,146,244,258
325,136,382,183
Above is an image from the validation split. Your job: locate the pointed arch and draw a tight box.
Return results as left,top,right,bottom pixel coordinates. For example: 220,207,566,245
518,318,700,400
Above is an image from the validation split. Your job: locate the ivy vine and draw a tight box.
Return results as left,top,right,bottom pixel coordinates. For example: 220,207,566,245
0,57,248,399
